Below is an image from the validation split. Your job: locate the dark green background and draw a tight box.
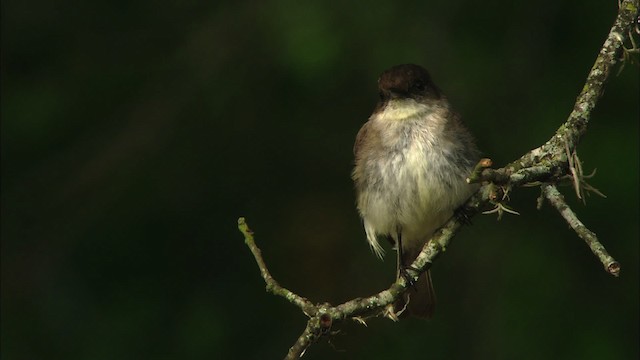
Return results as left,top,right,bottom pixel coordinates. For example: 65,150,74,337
2,0,638,359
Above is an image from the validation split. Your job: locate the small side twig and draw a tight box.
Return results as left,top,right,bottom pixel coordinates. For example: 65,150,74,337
238,218,318,316
466,158,494,183
541,184,621,277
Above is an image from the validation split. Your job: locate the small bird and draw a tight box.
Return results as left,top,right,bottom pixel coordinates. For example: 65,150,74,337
352,64,479,318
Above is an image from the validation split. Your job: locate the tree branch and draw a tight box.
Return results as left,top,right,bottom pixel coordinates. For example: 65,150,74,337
471,0,639,183
541,184,621,276
285,321,316,360
237,1,638,358
238,218,317,316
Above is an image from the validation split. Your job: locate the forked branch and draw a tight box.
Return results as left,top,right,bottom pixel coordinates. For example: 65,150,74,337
237,1,637,358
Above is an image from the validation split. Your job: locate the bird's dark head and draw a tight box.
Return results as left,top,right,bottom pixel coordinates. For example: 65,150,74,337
377,64,441,102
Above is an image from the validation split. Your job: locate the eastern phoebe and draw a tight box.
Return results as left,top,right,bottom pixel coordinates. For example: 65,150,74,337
352,64,479,318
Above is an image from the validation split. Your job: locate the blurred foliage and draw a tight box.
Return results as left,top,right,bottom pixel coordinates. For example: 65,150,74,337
1,0,638,359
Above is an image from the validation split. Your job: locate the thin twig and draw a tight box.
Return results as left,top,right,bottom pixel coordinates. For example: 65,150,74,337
466,158,494,183
238,217,317,316
541,184,621,277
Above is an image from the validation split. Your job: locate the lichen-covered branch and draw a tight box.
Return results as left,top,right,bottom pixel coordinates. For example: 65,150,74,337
237,187,487,359
541,184,621,276
236,1,637,358
471,0,639,183
285,321,316,360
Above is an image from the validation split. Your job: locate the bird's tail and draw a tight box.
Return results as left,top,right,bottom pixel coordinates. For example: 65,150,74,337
403,269,436,318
